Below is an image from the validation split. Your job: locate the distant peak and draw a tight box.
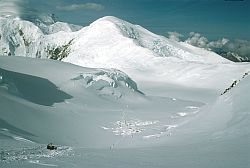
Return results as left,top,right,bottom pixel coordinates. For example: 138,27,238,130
24,13,58,26
96,16,122,21
93,16,130,25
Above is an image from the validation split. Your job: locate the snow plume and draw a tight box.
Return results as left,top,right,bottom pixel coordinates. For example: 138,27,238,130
57,3,104,12
167,31,250,62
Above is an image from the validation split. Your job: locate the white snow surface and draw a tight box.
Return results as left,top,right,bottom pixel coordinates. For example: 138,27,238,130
2,15,248,89
1,15,250,168
1,55,250,167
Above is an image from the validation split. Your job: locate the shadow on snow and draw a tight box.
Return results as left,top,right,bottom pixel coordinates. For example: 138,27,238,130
0,68,72,106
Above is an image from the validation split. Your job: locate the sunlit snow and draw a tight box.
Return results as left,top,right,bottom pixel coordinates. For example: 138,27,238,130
1,15,250,168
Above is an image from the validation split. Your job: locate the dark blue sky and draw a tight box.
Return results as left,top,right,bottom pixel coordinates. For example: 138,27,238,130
27,0,250,40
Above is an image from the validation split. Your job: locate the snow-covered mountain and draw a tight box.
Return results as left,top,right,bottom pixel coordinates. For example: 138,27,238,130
2,15,249,90
216,50,250,62
1,15,250,167
0,15,228,63
31,14,82,35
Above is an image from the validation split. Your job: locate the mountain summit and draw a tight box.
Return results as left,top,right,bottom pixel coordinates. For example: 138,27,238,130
0,15,229,63
1,15,243,88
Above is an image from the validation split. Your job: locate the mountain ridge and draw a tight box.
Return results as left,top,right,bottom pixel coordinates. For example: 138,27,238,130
2,15,249,89
0,15,230,63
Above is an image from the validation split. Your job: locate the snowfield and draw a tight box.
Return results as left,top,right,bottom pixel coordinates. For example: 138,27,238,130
1,15,250,168
1,55,250,167
0,56,205,148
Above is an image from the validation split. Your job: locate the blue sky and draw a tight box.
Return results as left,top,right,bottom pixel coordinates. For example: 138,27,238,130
3,0,250,40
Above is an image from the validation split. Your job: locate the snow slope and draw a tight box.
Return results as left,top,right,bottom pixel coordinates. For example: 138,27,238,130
1,56,250,168
0,15,80,58
1,15,250,167
0,15,228,62
2,15,248,89
1,56,248,147
0,56,204,148
65,16,229,65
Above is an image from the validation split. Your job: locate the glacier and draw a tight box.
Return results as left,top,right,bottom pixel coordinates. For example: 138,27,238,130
0,15,250,168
